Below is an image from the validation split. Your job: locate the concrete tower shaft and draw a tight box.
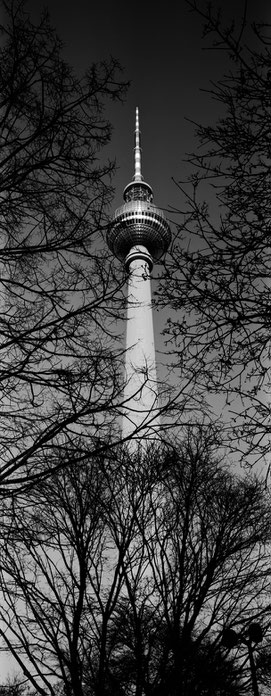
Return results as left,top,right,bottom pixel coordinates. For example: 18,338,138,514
107,109,171,440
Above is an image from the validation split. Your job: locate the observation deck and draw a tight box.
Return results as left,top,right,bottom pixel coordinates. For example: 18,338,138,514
107,108,171,265
107,199,171,263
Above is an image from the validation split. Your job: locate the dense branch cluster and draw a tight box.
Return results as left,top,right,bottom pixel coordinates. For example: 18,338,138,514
156,1,271,462
0,0,128,490
0,435,270,696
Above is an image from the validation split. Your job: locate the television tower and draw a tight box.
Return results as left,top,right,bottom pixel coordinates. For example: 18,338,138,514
107,109,171,440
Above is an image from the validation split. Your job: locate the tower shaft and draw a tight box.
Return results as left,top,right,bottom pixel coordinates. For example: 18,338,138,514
107,109,171,444
123,248,159,439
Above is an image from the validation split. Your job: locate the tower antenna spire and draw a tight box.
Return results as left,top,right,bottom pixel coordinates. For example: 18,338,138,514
107,109,171,444
133,107,143,181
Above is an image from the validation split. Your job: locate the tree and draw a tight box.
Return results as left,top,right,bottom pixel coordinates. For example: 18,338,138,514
0,433,270,695
0,677,31,696
103,602,245,695
119,431,271,695
255,646,271,691
0,449,131,696
0,0,128,493
156,1,271,464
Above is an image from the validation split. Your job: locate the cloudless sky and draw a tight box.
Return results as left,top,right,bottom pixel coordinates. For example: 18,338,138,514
26,0,270,214
0,0,270,682
23,0,270,367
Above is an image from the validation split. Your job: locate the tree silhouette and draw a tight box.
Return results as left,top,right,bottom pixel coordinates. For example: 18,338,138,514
0,433,269,695
157,1,271,464
0,0,128,492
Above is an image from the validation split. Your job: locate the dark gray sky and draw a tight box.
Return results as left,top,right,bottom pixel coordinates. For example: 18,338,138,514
27,0,270,214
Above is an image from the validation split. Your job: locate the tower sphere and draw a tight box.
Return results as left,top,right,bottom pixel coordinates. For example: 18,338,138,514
107,197,171,264
107,109,171,266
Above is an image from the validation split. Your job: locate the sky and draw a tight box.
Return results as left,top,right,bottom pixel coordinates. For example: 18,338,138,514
25,0,270,362
26,0,270,214
0,0,270,681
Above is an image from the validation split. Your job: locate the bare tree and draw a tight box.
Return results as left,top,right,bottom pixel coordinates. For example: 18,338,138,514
156,1,271,464
0,0,128,492
110,432,271,695
105,607,245,696
1,435,268,695
0,447,139,696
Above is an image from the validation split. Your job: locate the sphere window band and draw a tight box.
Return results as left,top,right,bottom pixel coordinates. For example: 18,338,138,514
107,214,170,263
